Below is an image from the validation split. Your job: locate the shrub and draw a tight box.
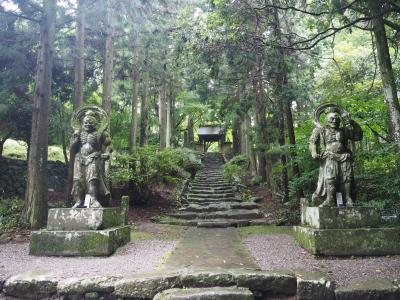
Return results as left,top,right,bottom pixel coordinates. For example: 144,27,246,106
110,146,202,189
223,155,250,182
0,197,26,231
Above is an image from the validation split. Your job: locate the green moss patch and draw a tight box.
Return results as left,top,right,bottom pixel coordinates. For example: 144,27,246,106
239,225,293,236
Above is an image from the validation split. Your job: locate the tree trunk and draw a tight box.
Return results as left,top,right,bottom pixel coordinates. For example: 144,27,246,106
368,0,400,173
159,50,167,149
129,36,139,153
159,89,167,149
66,0,86,205
277,99,289,200
166,82,171,148
241,113,256,174
24,0,56,229
232,117,241,155
73,0,85,108
187,116,194,146
140,41,150,146
253,60,268,182
0,139,5,158
273,6,289,200
102,0,114,114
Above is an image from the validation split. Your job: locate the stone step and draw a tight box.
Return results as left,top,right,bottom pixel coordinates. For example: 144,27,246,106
168,209,263,220
189,189,233,195
187,198,239,204
188,192,235,197
192,178,226,181
189,190,234,196
190,184,232,188
187,196,238,202
180,202,260,212
153,287,254,300
190,186,232,191
193,178,225,181
191,181,230,185
159,218,267,227
196,173,223,175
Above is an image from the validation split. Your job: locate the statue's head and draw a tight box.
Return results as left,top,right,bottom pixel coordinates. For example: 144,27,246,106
82,111,98,132
326,112,340,129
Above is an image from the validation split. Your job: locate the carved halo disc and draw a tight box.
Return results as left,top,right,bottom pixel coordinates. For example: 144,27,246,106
71,105,109,132
312,103,348,128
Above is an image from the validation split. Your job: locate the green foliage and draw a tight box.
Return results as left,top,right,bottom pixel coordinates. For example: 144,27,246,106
0,197,26,231
222,154,250,182
110,146,202,186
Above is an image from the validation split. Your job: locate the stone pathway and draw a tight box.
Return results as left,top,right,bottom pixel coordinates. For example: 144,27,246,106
161,227,258,271
163,152,266,227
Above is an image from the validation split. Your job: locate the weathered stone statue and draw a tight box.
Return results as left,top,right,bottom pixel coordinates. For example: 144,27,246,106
70,106,112,208
309,103,363,207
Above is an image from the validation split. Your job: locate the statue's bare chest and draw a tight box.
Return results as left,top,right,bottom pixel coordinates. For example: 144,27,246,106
80,132,99,155
325,129,344,144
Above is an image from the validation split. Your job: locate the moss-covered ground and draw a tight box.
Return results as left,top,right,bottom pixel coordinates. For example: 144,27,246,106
130,223,188,241
238,225,293,236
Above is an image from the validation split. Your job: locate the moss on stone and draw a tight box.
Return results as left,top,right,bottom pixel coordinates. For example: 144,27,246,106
30,226,130,256
294,226,400,256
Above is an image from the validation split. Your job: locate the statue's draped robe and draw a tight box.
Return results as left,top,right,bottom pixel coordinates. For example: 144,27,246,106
72,130,111,204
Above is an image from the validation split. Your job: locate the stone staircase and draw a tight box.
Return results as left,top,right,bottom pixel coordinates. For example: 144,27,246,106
163,153,266,227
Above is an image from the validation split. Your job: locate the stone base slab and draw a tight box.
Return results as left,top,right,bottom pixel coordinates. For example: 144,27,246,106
29,226,130,256
294,226,400,256
301,206,380,229
47,207,124,231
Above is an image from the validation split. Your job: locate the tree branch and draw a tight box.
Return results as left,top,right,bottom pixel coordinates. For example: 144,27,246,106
284,17,372,50
365,123,390,142
388,1,400,13
254,0,360,16
0,10,39,22
384,19,400,32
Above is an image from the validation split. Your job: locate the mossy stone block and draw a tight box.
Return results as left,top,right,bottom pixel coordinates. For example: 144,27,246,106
153,287,254,300
47,208,123,231
29,226,130,256
294,226,400,256
335,278,400,300
302,207,380,229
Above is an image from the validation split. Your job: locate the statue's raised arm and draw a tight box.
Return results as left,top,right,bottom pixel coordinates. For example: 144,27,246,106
310,103,363,207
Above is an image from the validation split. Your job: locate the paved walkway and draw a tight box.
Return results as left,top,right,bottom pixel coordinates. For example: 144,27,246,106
161,227,258,271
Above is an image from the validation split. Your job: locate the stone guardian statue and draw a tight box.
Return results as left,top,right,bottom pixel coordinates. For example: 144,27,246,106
309,103,363,207
70,106,112,208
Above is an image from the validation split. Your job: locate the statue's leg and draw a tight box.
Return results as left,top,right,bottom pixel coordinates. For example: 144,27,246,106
343,181,353,207
320,178,336,207
342,161,353,207
88,179,102,208
72,180,85,208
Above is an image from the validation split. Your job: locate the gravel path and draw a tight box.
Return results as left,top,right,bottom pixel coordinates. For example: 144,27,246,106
244,233,400,287
0,240,177,280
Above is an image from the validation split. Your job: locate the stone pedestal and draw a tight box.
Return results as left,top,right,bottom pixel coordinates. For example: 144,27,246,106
30,197,130,256
294,199,400,256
